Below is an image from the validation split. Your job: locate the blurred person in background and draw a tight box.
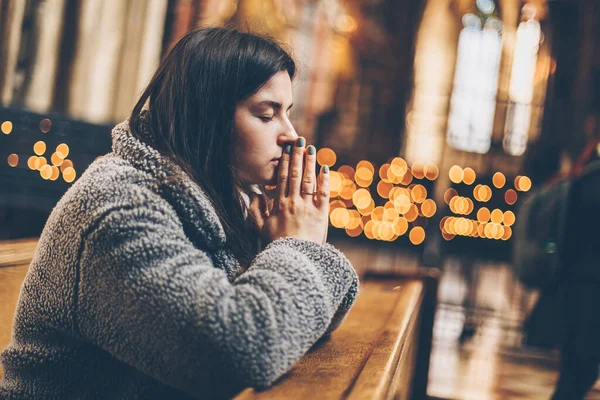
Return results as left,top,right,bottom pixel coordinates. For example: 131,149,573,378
552,114,600,400
0,27,358,399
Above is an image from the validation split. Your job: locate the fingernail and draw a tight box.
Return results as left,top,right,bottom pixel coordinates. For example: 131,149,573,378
307,145,315,155
284,144,292,154
323,165,329,174
296,137,305,147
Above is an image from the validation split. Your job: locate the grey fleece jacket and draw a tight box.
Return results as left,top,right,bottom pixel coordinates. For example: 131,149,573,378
0,119,359,399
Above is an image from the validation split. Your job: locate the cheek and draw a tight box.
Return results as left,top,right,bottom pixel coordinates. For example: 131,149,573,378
242,126,274,155
234,135,264,172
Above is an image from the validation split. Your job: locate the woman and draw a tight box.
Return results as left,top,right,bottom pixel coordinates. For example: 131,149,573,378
0,27,359,399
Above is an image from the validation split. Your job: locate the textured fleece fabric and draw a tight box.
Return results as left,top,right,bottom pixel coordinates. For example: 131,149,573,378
0,119,359,399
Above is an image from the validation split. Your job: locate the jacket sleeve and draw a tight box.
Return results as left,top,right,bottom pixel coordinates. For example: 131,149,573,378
322,276,359,337
77,192,358,398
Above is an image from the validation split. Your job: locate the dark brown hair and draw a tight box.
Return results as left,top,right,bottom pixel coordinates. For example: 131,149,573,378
129,27,296,267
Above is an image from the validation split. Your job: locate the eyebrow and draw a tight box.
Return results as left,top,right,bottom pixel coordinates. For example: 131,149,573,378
256,100,294,111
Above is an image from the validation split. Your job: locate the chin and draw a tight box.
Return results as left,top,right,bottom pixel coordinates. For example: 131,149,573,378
261,174,277,186
242,164,278,185
243,174,275,186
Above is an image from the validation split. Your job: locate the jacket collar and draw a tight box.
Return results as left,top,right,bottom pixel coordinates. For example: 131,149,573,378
110,117,227,251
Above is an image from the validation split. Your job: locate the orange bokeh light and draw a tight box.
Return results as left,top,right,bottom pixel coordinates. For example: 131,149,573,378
377,180,394,198
33,141,46,156
519,176,532,192
502,226,513,240
371,206,385,222
442,232,455,241
357,160,375,174
56,143,70,159
473,184,481,201
338,165,355,180
393,194,411,214
465,198,474,215
51,152,64,166
462,167,476,185
439,216,449,232
404,204,419,222
364,220,376,239
352,188,371,209
7,154,18,167
390,157,408,177
410,184,427,203
35,156,47,170
505,189,518,205
40,164,53,180
50,166,60,181
379,163,391,183
400,170,413,185
345,225,364,237
503,211,516,226
449,165,464,184
477,185,491,202
409,226,426,245
421,199,437,218
355,167,373,180
330,207,350,228
411,161,425,179
316,148,337,167
330,171,343,195
62,167,77,183
27,156,37,170
424,163,439,180
493,172,506,188
1,121,13,134
358,199,375,216
40,118,52,133
490,209,503,224
444,188,458,204
328,199,346,215
477,207,491,223
393,216,409,236
383,207,398,222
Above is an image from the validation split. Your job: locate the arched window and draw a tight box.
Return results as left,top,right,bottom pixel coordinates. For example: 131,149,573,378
503,4,542,156
446,0,503,154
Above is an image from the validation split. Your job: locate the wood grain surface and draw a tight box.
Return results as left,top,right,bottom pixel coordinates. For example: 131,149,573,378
236,280,423,400
0,238,38,268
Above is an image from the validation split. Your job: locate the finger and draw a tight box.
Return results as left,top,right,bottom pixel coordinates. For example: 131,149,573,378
288,137,305,198
301,145,317,198
275,144,292,202
316,165,330,212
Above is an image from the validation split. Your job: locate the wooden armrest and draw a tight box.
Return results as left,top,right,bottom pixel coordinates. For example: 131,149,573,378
236,277,428,400
0,238,38,268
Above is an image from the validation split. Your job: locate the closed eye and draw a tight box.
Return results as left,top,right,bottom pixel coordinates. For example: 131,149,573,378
259,116,274,122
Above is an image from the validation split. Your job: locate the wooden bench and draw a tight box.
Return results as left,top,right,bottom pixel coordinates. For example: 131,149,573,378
0,238,37,378
0,239,438,399
236,271,438,400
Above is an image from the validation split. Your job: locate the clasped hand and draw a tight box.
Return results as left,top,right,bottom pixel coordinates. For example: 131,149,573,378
249,137,330,245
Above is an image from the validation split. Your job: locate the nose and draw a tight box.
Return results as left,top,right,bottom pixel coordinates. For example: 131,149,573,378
278,118,298,145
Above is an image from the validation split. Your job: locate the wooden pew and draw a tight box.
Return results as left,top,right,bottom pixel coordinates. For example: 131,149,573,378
0,238,37,378
0,239,438,399
236,271,438,400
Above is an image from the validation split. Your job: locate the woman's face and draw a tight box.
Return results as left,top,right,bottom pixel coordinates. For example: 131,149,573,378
233,71,298,185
